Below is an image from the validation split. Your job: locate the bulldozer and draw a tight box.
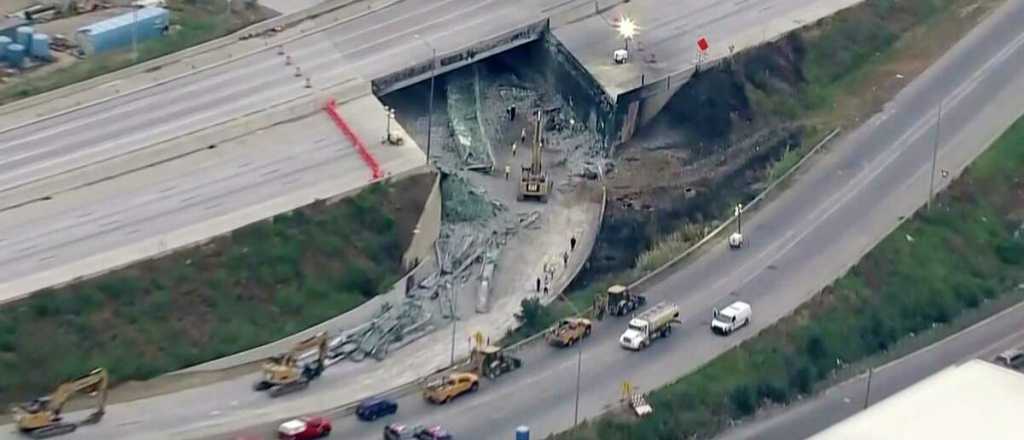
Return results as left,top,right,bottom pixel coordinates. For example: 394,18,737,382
518,110,552,202
466,333,523,379
253,331,329,397
11,368,108,439
602,284,646,317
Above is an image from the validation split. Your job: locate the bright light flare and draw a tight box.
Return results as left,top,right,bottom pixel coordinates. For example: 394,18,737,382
617,17,637,39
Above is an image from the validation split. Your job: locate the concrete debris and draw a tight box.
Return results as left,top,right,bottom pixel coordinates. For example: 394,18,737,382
324,299,433,364
446,66,495,172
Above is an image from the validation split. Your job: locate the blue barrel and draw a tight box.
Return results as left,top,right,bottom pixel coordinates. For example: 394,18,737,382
7,43,25,68
0,36,11,61
515,426,530,440
16,26,33,46
31,33,50,60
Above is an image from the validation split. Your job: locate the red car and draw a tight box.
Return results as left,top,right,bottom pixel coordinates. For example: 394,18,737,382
278,417,332,440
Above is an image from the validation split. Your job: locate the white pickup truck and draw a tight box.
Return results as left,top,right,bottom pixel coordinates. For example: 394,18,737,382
619,302,680,350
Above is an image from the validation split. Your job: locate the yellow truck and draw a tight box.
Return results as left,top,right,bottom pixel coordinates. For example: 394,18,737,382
545,318,592,347
422,372,480,404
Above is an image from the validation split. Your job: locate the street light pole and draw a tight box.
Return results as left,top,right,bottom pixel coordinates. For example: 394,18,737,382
427,47,436,163
863,368,874,409
449,284,457,365
573,347,582,425
131,6,138,62
927,101,942,212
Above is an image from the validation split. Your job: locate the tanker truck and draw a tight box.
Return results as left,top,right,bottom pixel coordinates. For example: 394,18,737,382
618,302,680,350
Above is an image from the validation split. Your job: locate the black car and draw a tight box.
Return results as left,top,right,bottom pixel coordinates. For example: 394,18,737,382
356,397,398,421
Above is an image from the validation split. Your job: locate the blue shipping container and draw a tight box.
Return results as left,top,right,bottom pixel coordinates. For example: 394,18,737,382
74,7,170,55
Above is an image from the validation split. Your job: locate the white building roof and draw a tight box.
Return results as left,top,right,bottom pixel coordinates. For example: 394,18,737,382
811,359,1024,440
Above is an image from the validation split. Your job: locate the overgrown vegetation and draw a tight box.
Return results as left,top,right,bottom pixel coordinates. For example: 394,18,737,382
0,173,434,405
554,97,1024,440
583,0,996,288
0,1,271,105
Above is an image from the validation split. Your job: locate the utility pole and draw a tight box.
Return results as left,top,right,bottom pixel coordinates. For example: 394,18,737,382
927,101,942,212
131,6,138,62
863,368,874,409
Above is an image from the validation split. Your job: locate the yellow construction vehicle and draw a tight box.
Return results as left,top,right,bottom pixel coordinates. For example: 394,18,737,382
463,332,523,379
545,317,592,347
11,368,108,439
518,110,552,202
253,331,329,397
422,372,479,404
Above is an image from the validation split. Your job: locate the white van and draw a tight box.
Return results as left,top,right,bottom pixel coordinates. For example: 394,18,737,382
711,301,751,335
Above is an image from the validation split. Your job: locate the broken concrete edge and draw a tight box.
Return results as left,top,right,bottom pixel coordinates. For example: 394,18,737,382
0,0,392,136
629,127,843,293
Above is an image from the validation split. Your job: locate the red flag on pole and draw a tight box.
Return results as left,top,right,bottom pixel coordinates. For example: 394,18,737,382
697,36,709,52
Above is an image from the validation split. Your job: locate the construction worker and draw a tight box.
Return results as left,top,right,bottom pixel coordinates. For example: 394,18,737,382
571,236,577,251
510,104,517,121
536,277,541,292
520,128,527,144
504,165,511,180
512,142,517,157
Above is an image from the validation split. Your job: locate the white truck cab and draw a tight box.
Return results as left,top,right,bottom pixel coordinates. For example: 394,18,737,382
619,302,680,350
711,301,751,335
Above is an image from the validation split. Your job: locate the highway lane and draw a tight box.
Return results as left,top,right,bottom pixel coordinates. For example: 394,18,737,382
215,0,1024,438
0,114,368,287
555,0,863,96
0,0,999,437
716,302,1024,440
0,0,870,298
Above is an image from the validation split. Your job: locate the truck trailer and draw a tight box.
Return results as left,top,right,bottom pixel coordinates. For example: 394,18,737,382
619,302,680,350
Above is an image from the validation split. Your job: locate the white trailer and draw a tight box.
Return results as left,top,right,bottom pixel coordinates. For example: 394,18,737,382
619,302,680,350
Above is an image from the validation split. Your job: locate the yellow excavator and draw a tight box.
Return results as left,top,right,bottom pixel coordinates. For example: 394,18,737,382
253,331,329,397
11,368,108,439
518,109,552,202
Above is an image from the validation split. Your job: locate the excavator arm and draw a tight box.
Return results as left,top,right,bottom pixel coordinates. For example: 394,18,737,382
254,331,329,396
12,368,108,437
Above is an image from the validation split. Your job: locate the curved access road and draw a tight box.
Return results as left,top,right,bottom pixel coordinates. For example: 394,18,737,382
211,0,1024,438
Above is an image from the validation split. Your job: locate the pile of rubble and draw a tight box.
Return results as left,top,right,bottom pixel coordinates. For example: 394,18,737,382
446,65,495,172
324,299,434,364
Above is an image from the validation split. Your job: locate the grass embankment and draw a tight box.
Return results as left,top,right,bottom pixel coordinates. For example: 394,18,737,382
0,1,271,105
553,103,1024,439
0,173,435,405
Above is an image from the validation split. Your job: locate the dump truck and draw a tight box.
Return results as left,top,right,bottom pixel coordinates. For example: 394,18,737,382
618,302,680,350
605,284,646,317
253,332,329,397
12,368,108,439
518,110,552,202
546,318,592,347
422,372,479,404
